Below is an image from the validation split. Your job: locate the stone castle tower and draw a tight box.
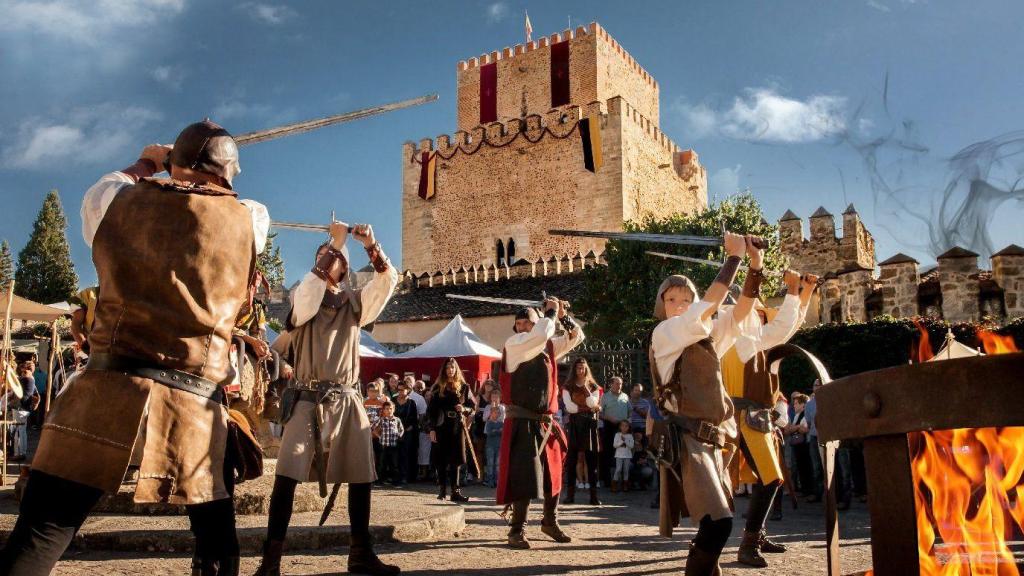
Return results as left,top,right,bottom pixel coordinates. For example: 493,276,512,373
401,22,708,275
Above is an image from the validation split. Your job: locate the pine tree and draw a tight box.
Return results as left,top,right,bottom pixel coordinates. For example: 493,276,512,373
0,240,13,290
257,232,286,288
15,190,78,303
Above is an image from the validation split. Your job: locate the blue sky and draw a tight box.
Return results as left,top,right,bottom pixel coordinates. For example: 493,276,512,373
2,0,1022,289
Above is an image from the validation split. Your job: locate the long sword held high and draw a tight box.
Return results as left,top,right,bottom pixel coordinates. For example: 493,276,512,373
548,229,767,249
233,93,438,146
445,294,545,308
646,251,783,278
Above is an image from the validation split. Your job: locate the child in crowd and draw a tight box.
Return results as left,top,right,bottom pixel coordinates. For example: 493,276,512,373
482,389,505,488
612,420,634,492
373,400,405,485
365,381,386,476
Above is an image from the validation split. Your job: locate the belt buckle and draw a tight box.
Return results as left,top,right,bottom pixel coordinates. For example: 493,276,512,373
697,420,718,444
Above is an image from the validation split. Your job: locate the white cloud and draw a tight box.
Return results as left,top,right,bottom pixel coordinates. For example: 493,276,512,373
0,0,185,45
212,100,273,121
709,164,743,197
239,2,296,25
674,87,847,143
151,65,186,90
485,2,509,24
3,104,161,169
866,0,892,12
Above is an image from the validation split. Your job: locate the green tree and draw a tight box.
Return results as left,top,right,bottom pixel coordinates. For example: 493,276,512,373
15,190,78,303
575,193,785,340
0,240,13,290
257,232,286,288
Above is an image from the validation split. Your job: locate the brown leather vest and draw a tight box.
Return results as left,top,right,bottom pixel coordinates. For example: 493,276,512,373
567,381,598,413
89,178,255,384
742,350,779,408
653,338,734,425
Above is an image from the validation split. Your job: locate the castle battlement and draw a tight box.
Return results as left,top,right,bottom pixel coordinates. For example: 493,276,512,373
456,23,658,91
398,250,607,291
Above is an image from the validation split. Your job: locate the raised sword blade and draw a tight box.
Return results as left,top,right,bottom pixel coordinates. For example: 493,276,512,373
646,251,783,278
549,229,723,247
445,294,544,308
234,93,438,146
271,221,353,233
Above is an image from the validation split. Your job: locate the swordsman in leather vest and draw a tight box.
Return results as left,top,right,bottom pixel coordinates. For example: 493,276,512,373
255,221,400,576
560,357,602,506
720,270,818,567
0,120,269,576
496,297,584,550
649,232,762,576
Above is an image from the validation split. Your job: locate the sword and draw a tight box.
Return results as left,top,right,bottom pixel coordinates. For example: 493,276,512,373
319,482,342,526
460,417,482,479
646,251,783,278
312,401,328,498
549,229,767,249
234,94,438,146
445,294,545,308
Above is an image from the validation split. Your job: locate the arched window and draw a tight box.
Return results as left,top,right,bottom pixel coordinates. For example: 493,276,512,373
495,239,505,267
507,238,516,265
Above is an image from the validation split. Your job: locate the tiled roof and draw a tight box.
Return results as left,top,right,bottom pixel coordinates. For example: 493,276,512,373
377,271,588,323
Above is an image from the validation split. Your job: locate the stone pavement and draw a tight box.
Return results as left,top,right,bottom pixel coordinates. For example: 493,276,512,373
37,483,874,575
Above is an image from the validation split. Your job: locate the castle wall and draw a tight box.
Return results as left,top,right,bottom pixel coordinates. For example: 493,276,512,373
779,210,875,279
878,261,919,317
993,252,1024,317
402,103,620,274
939,255,980,323
594,25,659,126
616,98,706,222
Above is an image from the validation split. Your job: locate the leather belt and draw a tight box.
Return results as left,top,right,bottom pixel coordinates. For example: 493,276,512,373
288,380,347,403
665,413,726,447
505,404,553,423
87,353,223,403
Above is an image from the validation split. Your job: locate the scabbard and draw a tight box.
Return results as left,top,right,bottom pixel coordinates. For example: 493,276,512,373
461,422,482,479
312,402,328,498
319,482,342,526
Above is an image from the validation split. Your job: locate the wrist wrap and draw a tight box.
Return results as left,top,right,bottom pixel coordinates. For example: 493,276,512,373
742,267,764,298
715,256,742,288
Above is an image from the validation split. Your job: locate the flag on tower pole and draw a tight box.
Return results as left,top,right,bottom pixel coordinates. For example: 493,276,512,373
525,11,533,43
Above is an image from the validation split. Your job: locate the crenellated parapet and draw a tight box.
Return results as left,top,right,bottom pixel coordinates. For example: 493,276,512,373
396,250,606,292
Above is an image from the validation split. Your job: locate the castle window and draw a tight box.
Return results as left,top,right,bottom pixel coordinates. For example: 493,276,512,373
495,239,505,267
507,238,516,265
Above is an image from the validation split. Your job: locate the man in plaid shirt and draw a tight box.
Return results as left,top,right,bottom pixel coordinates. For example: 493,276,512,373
373,401,405,485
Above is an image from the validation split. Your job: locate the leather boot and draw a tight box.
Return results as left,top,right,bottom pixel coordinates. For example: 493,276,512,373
507,500,530,549
436,484,447,501
217,557,240,576
611,480,619,493
348,533,401,575
540,494,572,543
252,539,284,576
758,529,788,553
450,489,469,503
737,529,769,567
588,486,602,506
562,483,575,504
685,543,721,576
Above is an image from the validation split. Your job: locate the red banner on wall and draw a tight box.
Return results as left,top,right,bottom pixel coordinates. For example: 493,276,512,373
550,40,570,107
480,63,497,124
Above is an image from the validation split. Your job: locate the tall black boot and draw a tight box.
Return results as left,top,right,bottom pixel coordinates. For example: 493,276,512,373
507,500,530,549
562,482,575,504
449,466,469,503
217,556,240,576
348,533,400,576
251,539,284,576
589,485,602,506
540,493,572,543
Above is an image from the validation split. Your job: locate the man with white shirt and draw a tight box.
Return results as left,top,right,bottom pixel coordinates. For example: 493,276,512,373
495,297,584,550
0,120,269,576
255,221,399,576
649,232,758,576
721,270,818,567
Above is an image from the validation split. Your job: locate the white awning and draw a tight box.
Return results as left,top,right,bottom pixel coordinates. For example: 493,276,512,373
396,314,500,359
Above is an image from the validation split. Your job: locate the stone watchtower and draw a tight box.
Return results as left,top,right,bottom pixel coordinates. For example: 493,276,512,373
778,204,876,278
401,22,708,275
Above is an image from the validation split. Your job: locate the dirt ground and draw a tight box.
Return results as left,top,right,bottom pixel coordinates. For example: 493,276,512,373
48,482,873,576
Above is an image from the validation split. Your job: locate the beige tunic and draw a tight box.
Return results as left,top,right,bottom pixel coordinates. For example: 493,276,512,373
273,264,398,483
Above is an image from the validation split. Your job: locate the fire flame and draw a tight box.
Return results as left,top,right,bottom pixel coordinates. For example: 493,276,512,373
978,330,1020,355
913,319,935,363
911,427,1024,575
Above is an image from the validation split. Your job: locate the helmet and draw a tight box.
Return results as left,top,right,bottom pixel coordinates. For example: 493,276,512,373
166,119,241,189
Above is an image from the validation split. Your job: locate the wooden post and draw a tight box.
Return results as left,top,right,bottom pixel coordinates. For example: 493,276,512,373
863,434,920,576
1,281,15,486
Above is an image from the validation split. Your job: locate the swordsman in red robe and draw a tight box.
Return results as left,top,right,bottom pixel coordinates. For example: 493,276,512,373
495,297,584,549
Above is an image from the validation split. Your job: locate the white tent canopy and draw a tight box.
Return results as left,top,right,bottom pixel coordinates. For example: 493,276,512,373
1,293,68,322
396,314,500,359
928,330,984,362
360,330,393,358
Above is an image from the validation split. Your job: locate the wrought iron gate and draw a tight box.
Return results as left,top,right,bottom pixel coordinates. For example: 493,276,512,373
562,337,651,387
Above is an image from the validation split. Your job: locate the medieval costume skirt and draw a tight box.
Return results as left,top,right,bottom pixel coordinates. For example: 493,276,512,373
660,434,734,536
733,410,783,486
34,370,230,505
430,419,468,468
495,417,565,504
276,385,376,484
565,412,601,453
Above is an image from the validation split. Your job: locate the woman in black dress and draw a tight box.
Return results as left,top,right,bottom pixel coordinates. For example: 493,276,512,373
561,357,602,505
427,358,474,502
